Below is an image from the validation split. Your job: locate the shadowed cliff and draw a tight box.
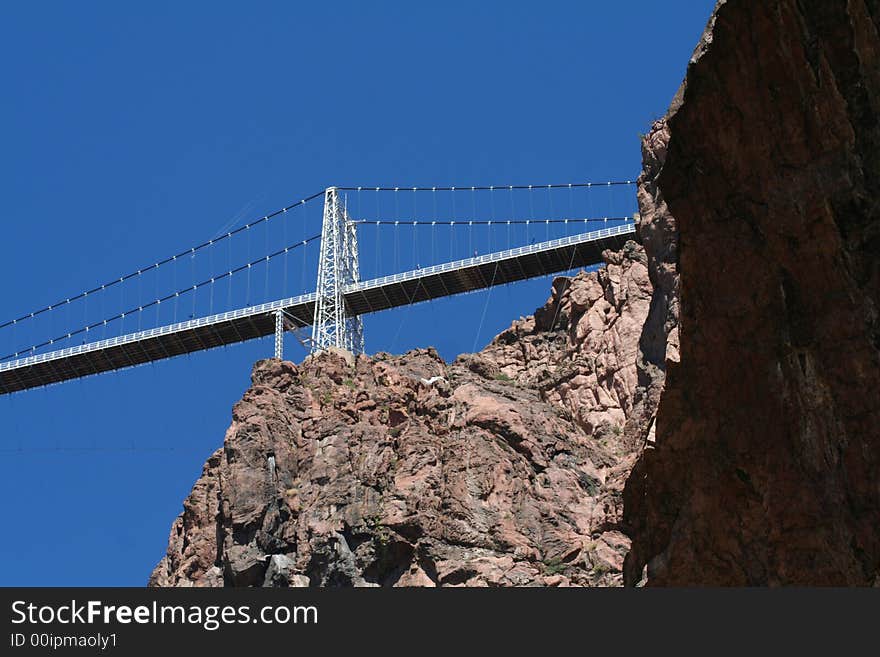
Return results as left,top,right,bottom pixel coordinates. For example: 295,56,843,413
624,0,880,586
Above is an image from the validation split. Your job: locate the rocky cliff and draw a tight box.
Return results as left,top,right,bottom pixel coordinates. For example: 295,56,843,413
624,0,880,585
150,241,657,587
152,0,880,587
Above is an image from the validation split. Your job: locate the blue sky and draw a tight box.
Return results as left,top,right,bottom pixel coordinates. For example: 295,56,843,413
0,1,714,586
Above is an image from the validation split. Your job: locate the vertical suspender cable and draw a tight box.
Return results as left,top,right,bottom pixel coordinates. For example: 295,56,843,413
173,254,178,323
356,188,363,279
450,188,456,261
508,186,515,249
138,267,142,331
227,233,233,313
300,205,307,294
121,269,126,334
191,249,196,319
489,186,498,251
608,181,615,218
470,187,476,256
526,185,535,241
245,226,251,305
393,190,399,273
431,187,437,266
156,260,161,327
413,188,418,269
587,182,595,221
210,241,215,315
282,206,288,299
264,215,270,304
374,188,380,277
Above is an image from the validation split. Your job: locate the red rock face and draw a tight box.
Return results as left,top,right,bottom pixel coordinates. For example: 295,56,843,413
150,243,656,587
623,0,880,585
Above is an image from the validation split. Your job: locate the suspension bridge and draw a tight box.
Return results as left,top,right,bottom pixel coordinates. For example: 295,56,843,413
0,182,637,395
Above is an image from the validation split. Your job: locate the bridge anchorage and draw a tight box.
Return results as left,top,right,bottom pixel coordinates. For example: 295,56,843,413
0,180,638,394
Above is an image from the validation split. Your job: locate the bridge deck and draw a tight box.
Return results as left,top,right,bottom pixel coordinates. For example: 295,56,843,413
0,223,635,394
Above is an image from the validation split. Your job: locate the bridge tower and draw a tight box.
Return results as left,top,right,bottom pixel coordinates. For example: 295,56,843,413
311,187,364,354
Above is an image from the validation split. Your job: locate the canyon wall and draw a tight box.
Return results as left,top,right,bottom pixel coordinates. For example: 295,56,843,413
624,0,880,585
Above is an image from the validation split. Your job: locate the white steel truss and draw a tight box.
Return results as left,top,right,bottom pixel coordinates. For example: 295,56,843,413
274,309,284,360
311,187,364,354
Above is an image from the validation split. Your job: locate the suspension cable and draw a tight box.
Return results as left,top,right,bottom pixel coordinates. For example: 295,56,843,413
337,180,636,192
0,190,326,331
2,233,322,362
354,217,633,226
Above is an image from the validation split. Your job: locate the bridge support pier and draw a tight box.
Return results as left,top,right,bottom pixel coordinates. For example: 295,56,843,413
311,187,364,355
274,310,284,360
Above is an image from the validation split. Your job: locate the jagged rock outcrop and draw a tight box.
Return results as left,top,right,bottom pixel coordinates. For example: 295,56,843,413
629,120,680,449
150,243,654,587
624,0,880,585
474,240,652,441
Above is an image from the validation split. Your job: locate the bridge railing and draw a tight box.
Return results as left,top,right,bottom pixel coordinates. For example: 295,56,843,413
0,292,318,372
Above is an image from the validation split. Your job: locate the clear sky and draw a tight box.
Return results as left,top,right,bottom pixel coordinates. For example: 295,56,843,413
0,1,715,586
